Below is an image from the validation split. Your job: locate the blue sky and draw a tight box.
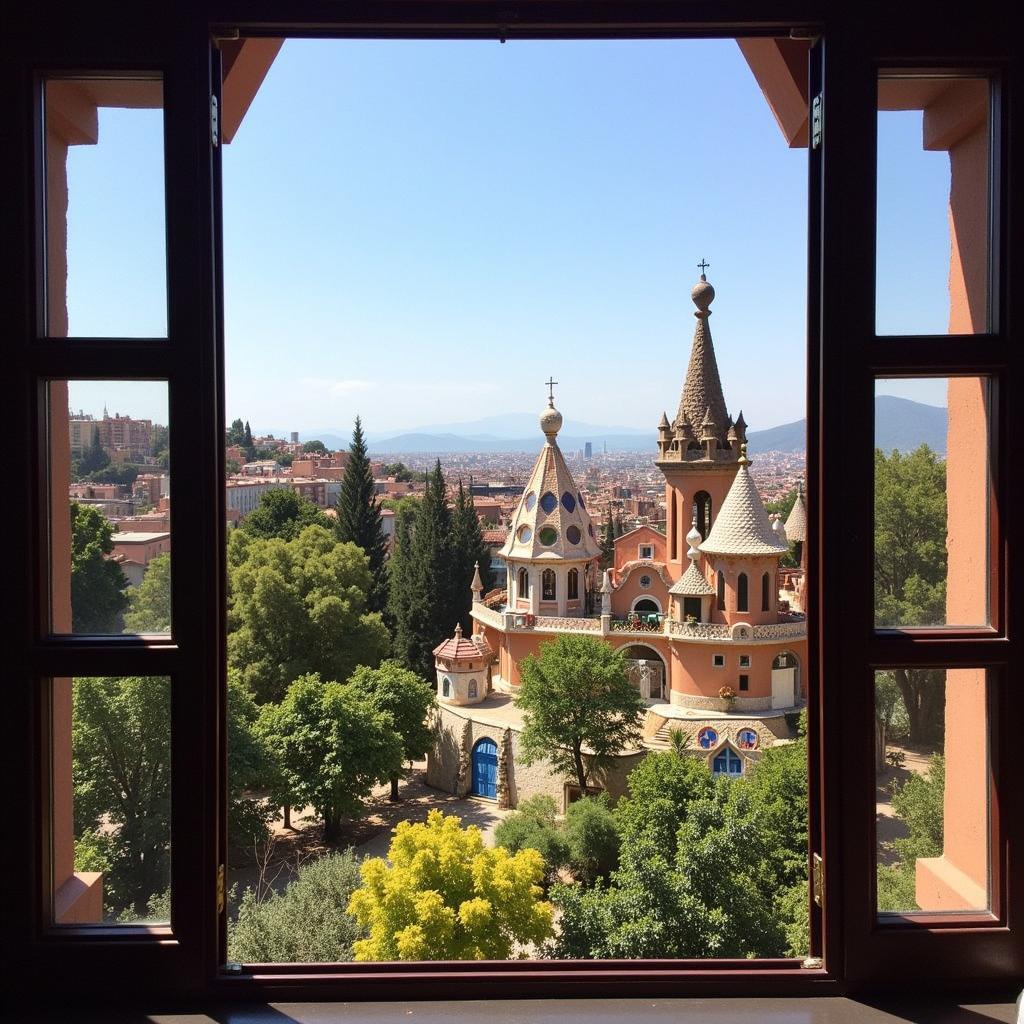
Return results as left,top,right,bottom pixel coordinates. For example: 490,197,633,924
65,38,952,434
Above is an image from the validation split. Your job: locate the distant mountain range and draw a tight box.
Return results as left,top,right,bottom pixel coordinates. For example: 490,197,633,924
744,396,947,456
299,396,947,456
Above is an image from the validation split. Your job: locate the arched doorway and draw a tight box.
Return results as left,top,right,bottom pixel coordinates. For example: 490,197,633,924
631,597,661,614
622,644,667,701
771,651,799,709
471,737,498,799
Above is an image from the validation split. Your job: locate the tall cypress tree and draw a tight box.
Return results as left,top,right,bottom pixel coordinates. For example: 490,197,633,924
600,509,615,569
336,416,388,613
242,421,256,461
452,479,496,634
388,461,458,680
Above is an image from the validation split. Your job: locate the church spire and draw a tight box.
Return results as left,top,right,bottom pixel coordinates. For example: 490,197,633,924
675,265,729,445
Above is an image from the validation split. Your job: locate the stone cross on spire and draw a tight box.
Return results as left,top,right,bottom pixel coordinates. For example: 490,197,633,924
697,258,710,277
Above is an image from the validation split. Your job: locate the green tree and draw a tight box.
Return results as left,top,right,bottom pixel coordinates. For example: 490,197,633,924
335,416,388,614
302,439,327,453
243,420,255,461
452,478,495,631
228,525,389,704
347,660,435,800
517,635,645,794
388,461,458,679
493,795,570,888
563,794,620,885
226,673,277,848
614,748,714,856
73,675,171,918
124,552,171,633
877,754,945,912
229,850,364,963
875,445,948,743
226,418,246,446
257,673,404,841
87,463,139,487
149,423,169,458
70,502,129,632
234,488,332,545
347,810,555,960
79,430,110,475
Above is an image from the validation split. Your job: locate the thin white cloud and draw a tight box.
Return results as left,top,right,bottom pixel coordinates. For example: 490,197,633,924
300,377,376,397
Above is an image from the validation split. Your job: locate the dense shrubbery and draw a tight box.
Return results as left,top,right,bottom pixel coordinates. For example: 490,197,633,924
876,754,945,912
549,739,809,960
229,851,364,963
348,811,554,960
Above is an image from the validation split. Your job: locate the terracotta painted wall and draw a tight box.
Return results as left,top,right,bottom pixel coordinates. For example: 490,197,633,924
708,555,779,626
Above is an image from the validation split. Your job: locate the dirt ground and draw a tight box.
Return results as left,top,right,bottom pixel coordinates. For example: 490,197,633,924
226,762,510,914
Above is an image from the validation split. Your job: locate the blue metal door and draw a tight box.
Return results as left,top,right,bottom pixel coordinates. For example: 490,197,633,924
471,738,498,798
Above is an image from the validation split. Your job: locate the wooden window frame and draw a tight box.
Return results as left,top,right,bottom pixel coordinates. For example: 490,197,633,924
3,1,1022,1006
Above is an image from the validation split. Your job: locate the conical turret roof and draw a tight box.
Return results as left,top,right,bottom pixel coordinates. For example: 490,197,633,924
669,560,716,596
785,484,808,543
700,449,789,557
675,274,729,442
499,398,602,562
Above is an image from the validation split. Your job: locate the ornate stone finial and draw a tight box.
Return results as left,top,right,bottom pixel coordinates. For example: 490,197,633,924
659,411,671,431
539,378,563,441
738,442,750,467
454,622,463,639
691,264,715,315
471,561,483,597
686,516,703,560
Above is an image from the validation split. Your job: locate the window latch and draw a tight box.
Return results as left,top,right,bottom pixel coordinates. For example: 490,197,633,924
811,851,824,908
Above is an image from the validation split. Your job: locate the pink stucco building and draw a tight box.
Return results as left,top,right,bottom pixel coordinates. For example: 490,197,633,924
432,273,808,799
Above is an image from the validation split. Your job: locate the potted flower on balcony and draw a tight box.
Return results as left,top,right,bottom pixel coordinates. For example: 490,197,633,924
718,684,737,712
685,614,698,626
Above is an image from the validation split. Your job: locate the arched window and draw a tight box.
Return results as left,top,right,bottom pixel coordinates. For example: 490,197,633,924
762,571,771,612
468,679,478,699
518,567,529,599
737,572,748,612
567,568,579,600
442,677,451,697
693,491,712,540
717,570,725,611
542,568,556,600
712,746,744,777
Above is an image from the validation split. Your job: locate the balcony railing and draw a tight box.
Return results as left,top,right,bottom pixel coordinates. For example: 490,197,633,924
470,601,807,643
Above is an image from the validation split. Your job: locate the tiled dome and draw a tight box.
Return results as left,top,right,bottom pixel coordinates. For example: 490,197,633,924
499,402,601,562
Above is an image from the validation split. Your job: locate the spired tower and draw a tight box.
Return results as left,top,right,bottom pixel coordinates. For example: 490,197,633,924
499,385,602,617
656,268,747,575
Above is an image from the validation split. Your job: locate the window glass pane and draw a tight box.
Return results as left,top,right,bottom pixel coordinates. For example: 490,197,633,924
51,675,171,926
874,377,990,629
875,668,989,916
876,73,991,336
43,77,166,338
50,381,171,635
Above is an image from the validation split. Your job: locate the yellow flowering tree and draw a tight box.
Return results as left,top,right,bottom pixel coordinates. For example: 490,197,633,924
347,810,554,960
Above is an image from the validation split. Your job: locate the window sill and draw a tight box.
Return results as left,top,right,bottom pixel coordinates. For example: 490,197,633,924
16,995,1022,1024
